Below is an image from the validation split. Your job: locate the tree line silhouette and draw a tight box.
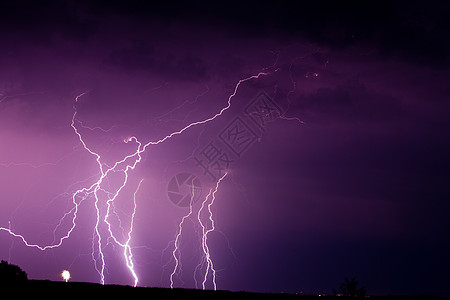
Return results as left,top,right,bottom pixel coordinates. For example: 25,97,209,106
1,259,369,297
0,260,28,283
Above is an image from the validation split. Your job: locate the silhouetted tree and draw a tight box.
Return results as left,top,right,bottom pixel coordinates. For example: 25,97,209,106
0,260,28,282
333,277,366,297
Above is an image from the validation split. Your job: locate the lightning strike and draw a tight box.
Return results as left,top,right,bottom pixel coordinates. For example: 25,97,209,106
0,70,269,287
169,179,196,289
197,173,228,290
169,173,228,290
123,178,143,287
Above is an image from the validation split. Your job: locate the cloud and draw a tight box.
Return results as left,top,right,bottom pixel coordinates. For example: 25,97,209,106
104,40,209,82
293,79,404,123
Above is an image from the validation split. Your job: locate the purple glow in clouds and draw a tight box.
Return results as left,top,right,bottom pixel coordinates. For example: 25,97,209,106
1,69,271,287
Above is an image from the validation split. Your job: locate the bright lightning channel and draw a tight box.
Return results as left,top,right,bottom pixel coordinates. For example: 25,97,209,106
169,178,196,289
0,71,269,287
197,173,228,290
170,173,228,290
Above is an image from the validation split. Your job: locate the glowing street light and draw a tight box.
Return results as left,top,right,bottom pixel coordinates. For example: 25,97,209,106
61,270,71,282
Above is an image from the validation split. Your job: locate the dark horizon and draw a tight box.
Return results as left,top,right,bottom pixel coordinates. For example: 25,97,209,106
0,0,449,297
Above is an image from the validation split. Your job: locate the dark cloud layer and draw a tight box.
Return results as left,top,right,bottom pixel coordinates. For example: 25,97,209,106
1,0,448,63
106,40,209,81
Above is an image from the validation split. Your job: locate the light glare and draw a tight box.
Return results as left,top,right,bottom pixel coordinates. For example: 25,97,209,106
62,270,71,282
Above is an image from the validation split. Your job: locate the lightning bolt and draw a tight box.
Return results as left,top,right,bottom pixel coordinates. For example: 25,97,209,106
197,173,228,290
169,173,228,290
123,178,143,287
169,178,196,289
140,72,269,151
0,70,269,287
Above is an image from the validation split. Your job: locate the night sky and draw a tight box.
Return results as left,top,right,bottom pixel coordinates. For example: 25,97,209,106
0,0,449,296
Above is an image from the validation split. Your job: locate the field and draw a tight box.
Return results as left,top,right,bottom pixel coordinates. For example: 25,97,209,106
3,280,445,300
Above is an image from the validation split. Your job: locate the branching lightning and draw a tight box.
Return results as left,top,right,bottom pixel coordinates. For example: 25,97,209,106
169,179,196,289
169,173,228,290
197,173,228,290
0,71,269,287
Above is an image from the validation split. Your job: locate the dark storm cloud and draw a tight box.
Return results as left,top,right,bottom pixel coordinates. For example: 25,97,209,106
105,40,209,82
2,0,448,66
99,0,449,65
0,1,97,44
293,79,404,122
213,54,246,80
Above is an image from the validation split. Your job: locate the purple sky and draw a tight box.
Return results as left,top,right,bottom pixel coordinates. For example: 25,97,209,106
0,0,449,296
